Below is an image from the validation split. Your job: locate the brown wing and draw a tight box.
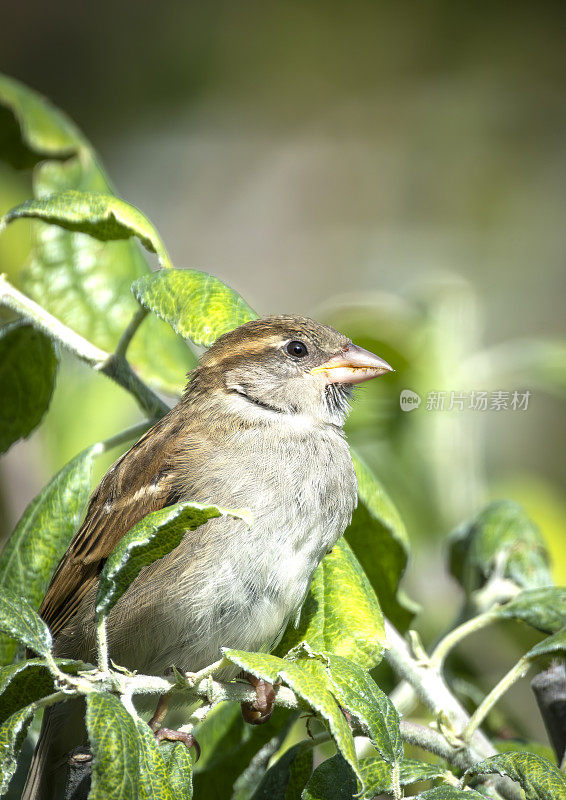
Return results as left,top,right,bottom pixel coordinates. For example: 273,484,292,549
40,409,187,638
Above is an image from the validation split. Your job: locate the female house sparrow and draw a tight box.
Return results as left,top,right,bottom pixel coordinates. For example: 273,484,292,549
23,315,392,800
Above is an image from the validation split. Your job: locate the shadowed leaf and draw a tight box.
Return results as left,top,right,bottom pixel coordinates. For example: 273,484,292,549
0,322,57,454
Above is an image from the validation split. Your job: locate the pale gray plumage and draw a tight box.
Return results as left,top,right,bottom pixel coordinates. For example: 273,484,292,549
22,315,392,799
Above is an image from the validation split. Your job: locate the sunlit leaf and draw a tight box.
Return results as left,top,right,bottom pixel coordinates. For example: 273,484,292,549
0,321,57,454
160,740,193,800
277,538,385,671
2,190,172,269
86,693,140,800
95,502,252,620
222,649,360,786
346,452,417,631
463,751,566,800
132,268,257,347
0,446,96,665
359,757,450,799
416,788,485,800
312,654,402,765
0,591,52,659
135,719,176,800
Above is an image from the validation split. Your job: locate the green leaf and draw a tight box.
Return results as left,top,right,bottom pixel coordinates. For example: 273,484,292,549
0,658,81,726
416,788,485,800
192,703,293,800
1,76,194,396
135,719,176,800
449,500,552,599
359,757,450,799
277,538,386,671
301,754,357,800
2,190,172,269
160,741,193,800
464,752,566,800
525,628,566,661
222,649,360,786
0,73,82,168
95,502,251,621
0,704,35,796
0,446,96,664
312,654,402,765
250,742,313,800
0,321,57,454
494,587,566,634
0,590,52,658
346,452,417,631
86,693,140,800
132,268,258,347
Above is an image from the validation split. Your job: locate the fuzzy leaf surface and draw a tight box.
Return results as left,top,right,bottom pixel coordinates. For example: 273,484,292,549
86,693,140,800
132,268,257,347
0,446,95,664
359,757,450,799
0,322,57,454
277,538,385,671
2,190,172,269
0,591,52,658
495,587,566,634
222,649,360,785
464,752,566,800
95,502,251,620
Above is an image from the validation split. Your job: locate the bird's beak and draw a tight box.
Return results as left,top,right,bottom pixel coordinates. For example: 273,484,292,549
310,343,394,385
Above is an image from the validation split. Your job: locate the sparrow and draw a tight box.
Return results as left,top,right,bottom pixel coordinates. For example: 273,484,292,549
23,315,393,800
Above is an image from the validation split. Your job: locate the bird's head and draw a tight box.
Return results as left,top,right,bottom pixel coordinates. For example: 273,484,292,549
188,315,393,427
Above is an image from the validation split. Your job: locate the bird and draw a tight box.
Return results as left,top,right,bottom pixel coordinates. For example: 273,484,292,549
22,314,393,800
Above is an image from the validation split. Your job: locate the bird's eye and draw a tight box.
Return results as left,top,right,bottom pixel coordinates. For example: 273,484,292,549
286,340,309,358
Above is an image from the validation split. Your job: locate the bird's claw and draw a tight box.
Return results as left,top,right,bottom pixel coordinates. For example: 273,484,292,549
241,673,279,725
154,727,201,761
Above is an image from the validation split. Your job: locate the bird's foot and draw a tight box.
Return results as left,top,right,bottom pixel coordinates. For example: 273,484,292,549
240,672,280,725
154,727,201,761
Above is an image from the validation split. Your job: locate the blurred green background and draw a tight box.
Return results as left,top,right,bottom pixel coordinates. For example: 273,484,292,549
1,0,565,745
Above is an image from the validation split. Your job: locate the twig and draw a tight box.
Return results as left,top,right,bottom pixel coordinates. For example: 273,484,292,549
462,658,529,744
114,306,149,360
429,609,500,670
384,620,494,757
0,275,169,418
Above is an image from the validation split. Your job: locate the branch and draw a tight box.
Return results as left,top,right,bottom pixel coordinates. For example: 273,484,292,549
384,620,494,758
0,275,169,418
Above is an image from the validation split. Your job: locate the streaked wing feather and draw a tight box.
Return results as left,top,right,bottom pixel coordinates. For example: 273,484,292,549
40,411,185,637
